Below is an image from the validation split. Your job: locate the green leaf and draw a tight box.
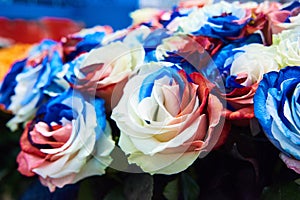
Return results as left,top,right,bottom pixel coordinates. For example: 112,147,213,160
294,179,300,186
123,173,153,200
163,177,179,200
181,172,200,200
104,186,126,200
261,181,300,200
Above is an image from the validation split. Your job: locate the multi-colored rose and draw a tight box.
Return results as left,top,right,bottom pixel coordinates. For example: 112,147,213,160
17,89,114,191
112,63,229,174
254,66,300,174
0,40,68,131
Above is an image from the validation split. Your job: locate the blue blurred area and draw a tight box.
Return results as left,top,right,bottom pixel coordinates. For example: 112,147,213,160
21,179,80,200
0,0,139,30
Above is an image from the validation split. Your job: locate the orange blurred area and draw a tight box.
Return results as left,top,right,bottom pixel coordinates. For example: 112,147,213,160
0,43,33,81
0,17,83,44
0,17,83,82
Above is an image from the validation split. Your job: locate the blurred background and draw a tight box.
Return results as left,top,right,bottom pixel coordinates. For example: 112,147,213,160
0,0,141,29
0,0,290,44
0,0,183,44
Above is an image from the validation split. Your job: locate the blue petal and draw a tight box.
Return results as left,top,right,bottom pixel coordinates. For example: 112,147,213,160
94,97,107,140
192,18,247,41
282,1,300,11
254,71,284,152
66,32,105,62
139,67,185,102
143,29,170,51
0,59,26,107
271,118,300,160
161,7,189,27
36,89,74,125
65,54,87,85
291,84,300,130
268,85,300,146
77,32,104,50
277,67,300,90
28,39,57,57
145,50,158,62
279,78,300,133
225,75,244,89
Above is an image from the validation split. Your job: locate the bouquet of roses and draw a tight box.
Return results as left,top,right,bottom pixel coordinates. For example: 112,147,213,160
0,0,299,199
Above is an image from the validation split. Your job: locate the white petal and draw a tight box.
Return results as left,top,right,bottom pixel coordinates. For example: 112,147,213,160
128,150,200,175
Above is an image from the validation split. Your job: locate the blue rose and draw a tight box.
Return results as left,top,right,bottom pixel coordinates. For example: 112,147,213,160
0,40,69,131
254,66,300,161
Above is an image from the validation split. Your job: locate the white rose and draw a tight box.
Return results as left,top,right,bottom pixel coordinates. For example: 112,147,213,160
273,28,300,68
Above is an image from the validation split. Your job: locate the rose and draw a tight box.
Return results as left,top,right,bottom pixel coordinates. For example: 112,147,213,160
178,0,213,9
273,28,300,68
254,66,300,174
156,35,223,73
69,28,148,112
130,2,206,29
166,6,207,33
142,28,171,62
276,1,300,30
111,63,229,174
229,44,278,86
0,40,69,131
206,36,278,125
238,1,282,45
61,25,113,62
17,89,115,192
129,8,166,28
224,43,279,122
260,1,300,44
167,1,255,41
101,25,151,46
103,26,169,63
195,1,250,40
242,1,281,12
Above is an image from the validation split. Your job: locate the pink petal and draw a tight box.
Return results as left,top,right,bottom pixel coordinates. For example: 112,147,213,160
268,10,291,34
212,120,231,150
51,124,72,143
30,122,72,148
225,106,255,120
178,0,208,8
20,123,46,157
39,174,76,192
280,153,300,174
17,151,45,176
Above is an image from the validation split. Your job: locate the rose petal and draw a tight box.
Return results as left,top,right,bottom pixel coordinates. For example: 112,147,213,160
128,150,200,175
280,153,300,174
17,151,45,176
